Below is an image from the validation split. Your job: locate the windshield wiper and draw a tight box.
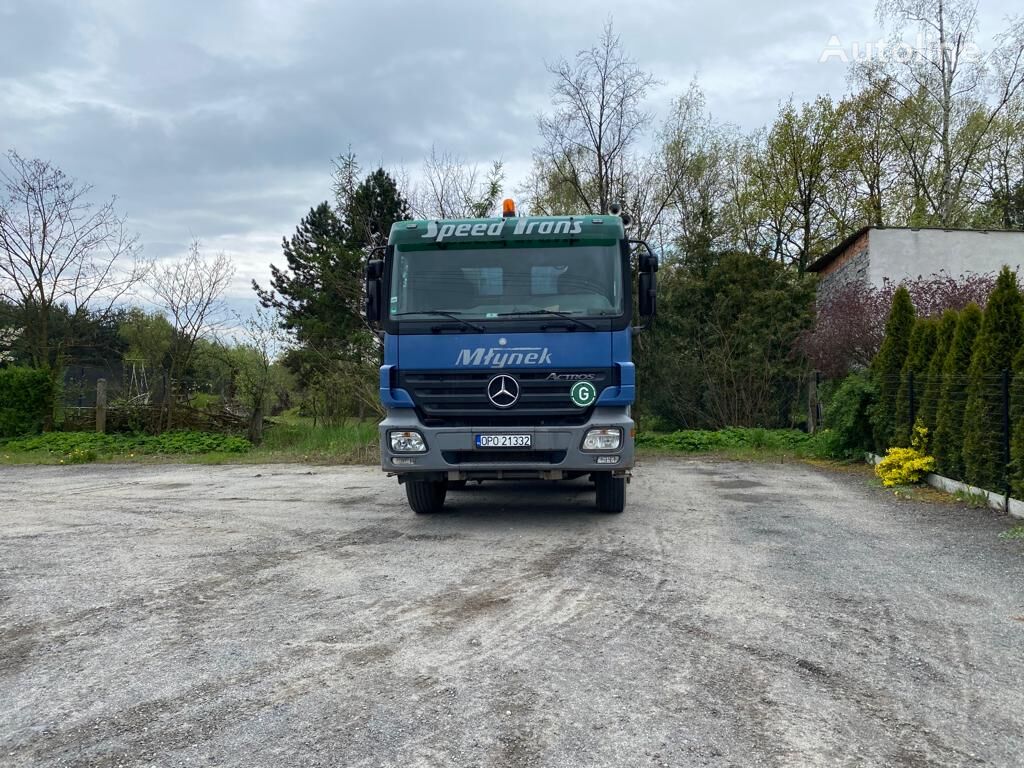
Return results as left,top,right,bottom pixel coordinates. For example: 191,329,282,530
497,309,595,331
392,311,485,332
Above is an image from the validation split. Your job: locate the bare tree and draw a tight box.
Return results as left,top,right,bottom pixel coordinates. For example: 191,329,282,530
0,150,144,371
533,20,657,215
148,240,234,429
411,147,504,219
863,0,1024,225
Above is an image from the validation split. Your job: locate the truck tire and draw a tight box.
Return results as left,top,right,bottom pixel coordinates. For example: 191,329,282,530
595,473,625,514
406,479,447,514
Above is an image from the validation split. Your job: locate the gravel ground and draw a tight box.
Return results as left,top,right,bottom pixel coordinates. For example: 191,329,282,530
1,458,1023,768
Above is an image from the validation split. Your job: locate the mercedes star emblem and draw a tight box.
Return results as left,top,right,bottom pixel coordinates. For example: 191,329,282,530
487,374,520,408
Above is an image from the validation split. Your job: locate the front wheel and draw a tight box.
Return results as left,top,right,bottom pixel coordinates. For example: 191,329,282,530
594,473,626,514
406,479,447,514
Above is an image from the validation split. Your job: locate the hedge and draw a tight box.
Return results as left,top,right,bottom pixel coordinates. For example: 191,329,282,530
0,367,53,438
962,267,1023,490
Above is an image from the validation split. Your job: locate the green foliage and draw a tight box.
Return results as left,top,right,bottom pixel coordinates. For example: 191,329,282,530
821,371,877,458
875,424,936,487
0,367,54,437
918,309,958,437
893,318,937,446
963,267,1022,489
254,202,364,352
636,250,815,430
119,308,174,371
1009,343,1024,498
998,525,1024,541
0,430,251,460
258,416,377,462
636,427,811,452
933,304,982,479
870,286,915,451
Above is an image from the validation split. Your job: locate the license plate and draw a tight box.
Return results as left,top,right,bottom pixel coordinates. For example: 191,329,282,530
475,434,532,448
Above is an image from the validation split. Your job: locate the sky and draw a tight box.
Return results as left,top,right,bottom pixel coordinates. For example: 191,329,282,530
1,0,1018,313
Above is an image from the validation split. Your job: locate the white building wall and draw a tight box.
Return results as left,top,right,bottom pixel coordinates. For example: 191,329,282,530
867,229,1024,288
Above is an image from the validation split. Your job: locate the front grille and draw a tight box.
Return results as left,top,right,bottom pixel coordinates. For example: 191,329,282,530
397,368,614,427
443,450,567,464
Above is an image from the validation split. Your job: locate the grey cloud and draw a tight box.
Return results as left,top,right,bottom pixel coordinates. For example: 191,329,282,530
5,0,1012,303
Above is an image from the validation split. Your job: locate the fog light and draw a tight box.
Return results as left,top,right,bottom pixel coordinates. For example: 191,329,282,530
392,457,416,466
390,430,426,452
582,427,622,451
596,455,620,464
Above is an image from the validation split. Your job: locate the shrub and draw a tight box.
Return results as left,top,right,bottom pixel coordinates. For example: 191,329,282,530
636,427,811,453
963,266,1022,490
875,425,936,487
0,367,54,438
870,287,915,452
821,371,877,458
0,430,252,458
801,271,999,379
933,304,982,479
894,318,937,446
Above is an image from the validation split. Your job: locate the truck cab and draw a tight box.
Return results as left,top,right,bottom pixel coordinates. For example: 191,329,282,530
364,202,657,514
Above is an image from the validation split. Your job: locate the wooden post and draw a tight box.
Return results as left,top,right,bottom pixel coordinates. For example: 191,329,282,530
96,378,107,434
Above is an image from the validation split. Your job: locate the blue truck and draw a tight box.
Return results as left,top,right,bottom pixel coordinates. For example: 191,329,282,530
363,200,657,514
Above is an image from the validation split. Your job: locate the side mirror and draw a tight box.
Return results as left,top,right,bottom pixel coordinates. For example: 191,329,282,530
639,271,656,319
365,258,384,324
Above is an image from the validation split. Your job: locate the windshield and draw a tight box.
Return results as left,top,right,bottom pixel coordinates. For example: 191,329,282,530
388,244,623,320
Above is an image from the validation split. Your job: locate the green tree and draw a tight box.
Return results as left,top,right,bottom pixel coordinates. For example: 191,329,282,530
754,96,847,271
870,286,915,451
894,318,938,445
963,267,1023,489
342,168,411,249
933,304,982,478
919,309,958,436
1009,342,1024,496
255,203,360,351
636,250,815,429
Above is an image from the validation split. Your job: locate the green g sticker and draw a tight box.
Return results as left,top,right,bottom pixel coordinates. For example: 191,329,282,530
570,381,597,407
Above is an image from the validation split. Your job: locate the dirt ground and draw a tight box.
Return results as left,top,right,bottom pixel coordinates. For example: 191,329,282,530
1,458,1023,767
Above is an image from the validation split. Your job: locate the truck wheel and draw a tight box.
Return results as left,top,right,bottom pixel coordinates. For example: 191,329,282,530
406,479,447,514
595,473,625,514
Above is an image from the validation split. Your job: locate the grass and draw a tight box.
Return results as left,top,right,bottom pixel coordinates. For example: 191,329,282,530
244,417,377,464
952,488,991,508
636,427,846,464
0,417,378,466
998,525,1024,541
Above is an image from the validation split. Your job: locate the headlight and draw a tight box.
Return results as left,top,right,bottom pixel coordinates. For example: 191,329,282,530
390,430,427,453
582,427,622,451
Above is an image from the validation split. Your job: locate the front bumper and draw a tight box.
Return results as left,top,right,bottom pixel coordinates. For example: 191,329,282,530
379,407,634,480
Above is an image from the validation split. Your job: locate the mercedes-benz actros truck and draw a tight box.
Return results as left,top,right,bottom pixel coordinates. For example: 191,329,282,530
364,199,657,514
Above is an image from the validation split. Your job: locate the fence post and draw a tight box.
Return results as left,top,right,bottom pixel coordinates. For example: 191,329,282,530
1003,368,1011,499
96,378,107,434
814,370,822,433
908,370,916,432
808,371,819,434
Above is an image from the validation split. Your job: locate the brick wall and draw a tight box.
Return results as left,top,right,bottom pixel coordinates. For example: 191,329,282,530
816,230,870,304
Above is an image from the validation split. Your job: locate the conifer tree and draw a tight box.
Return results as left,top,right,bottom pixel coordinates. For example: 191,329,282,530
894,318,937,446
870,286,915,452
919,309,958,436
963,267,1023,489
933,304,982,479
1009,343,1024,497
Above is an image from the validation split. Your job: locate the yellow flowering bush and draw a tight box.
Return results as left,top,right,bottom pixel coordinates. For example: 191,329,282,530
875,424,936,487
